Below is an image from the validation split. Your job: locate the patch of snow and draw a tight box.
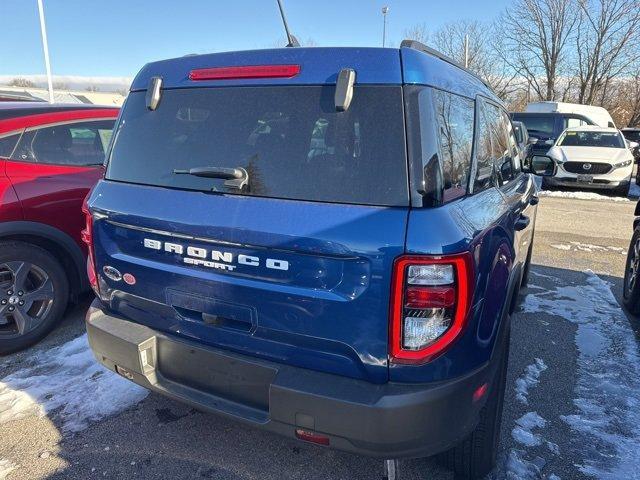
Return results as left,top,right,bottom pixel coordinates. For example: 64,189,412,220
550,242,626,254
523,271,640,479
550,244,572,251
0,459,17,480
515,358,548,405
538,190,631,202
0,334,148,433
512,412,546,447
493,449,547,480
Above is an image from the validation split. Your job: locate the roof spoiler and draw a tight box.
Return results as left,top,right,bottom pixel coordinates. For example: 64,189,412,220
400,39,492,91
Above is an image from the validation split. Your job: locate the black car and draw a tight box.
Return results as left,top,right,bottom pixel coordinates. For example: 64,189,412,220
512,120,531,161
621,128,640,184
511,112,597,158
624,200,640,314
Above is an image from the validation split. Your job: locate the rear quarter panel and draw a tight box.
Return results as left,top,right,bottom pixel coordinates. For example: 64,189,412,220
392,186,525,383
6,160,104,253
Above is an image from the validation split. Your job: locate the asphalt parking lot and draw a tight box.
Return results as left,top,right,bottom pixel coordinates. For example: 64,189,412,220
1,192,640,480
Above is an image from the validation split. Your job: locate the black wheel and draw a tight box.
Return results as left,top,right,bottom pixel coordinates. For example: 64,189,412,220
0,242,69,355
623,228,640,315
438,325,510,479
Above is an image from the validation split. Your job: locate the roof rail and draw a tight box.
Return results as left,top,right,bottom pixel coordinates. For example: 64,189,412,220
400,39,493,91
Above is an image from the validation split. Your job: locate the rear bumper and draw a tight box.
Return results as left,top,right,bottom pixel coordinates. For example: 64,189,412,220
86,301,493,459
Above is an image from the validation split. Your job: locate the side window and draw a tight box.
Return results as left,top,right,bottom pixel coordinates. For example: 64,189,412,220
433,89,475,202
11,119,114,166
565,117,588,129
0,133,20,158
503,113,521,175
474,102,496,192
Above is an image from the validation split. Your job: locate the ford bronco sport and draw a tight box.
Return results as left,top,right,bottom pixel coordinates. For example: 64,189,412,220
84,42,554,479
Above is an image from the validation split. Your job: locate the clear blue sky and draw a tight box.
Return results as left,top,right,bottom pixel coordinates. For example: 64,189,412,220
0,0,510,78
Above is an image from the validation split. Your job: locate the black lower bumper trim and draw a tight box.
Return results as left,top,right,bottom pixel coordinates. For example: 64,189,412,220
86,301,493,458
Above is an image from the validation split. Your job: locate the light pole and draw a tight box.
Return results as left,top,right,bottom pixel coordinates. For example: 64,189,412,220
37,0,54,103
382,6,389,48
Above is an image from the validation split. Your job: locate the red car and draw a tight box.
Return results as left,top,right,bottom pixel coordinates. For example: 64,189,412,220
0,103,118,353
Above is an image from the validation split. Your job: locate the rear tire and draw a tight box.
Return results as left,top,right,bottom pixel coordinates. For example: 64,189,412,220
437,325,510,479
521,238,534,288
623,228,640,315
0,242,69,355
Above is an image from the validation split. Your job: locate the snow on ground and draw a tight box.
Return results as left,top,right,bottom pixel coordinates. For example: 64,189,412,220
515,358,547,405
523,271,640,479
550,242,626,254
0,334,148,434
493,355,559,480
0,460,16,480
512,412,546,447
538,190,631,202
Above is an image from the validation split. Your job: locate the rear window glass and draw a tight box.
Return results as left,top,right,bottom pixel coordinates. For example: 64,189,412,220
106,86,409,206
512,115,555,139
558,131,625,148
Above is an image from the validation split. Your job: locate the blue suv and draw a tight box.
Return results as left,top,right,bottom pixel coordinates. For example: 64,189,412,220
84,41,554,479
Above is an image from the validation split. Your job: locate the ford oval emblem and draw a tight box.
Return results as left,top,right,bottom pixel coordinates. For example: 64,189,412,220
103,265,122,281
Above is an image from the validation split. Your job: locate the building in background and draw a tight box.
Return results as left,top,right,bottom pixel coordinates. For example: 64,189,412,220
0,84,125,105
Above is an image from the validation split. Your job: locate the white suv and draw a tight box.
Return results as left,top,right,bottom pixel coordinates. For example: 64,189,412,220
544,126,634,196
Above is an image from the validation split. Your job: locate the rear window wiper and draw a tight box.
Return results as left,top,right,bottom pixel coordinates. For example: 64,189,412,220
173,166,248,190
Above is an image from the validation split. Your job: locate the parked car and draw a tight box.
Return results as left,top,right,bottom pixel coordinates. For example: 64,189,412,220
0,102,118,354
621,128,640,185
623,201,640,314
83,42,554,480
543,126,634,196
512,120,531,161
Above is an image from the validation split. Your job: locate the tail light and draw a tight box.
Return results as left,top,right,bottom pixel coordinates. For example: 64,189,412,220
81,196,99,295
389,253,474,364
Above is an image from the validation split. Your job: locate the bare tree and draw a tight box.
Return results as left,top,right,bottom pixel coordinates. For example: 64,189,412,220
500,0,580,100
53,82,68,90
574,0,640,104
403,23,429,44
431,20,524,99
85,85,100,92
8,78,36,88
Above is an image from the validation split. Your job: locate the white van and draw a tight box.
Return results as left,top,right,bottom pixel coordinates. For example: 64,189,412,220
525,102,616,128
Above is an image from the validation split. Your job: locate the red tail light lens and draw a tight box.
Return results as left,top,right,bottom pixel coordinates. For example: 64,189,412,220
189,64,301,81
389,253,474,364
81,196,99,295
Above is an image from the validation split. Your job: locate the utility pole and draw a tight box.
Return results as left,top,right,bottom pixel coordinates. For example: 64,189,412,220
37,0,54,103
463,34,469,69
382,6,389,48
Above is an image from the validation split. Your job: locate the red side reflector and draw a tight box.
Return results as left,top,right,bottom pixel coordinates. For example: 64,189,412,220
295,429,330,446
404,286,455,309
473,383,489,403
189,65,301,81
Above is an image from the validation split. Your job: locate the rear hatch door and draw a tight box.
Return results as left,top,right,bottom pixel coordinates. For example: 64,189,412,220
90,69,409,384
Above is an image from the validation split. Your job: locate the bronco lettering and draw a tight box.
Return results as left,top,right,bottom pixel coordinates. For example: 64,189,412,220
143,238,289,271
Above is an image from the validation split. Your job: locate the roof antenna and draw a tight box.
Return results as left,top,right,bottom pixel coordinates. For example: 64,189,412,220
276,0,300,47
